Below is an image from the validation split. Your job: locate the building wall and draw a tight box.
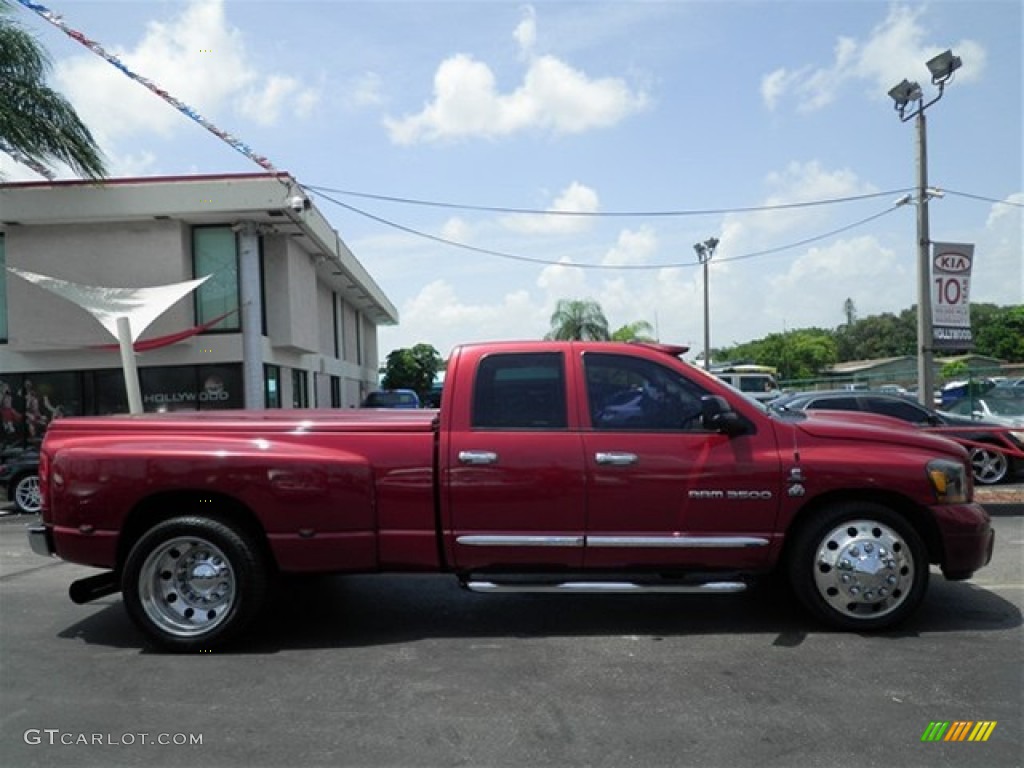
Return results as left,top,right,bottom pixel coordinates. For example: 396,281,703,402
1,222,382,420
5,220,192,350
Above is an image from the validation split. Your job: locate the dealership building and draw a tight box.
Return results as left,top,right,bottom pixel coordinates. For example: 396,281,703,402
0,173,397,449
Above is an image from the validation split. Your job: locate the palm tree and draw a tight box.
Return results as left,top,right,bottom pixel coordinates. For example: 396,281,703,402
545,298,610,341
611,320,656,342
0,0,107,178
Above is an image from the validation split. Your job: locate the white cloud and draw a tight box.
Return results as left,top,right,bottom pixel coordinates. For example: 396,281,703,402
762,5,986,112
440,217,471,242
54,0,319,144
344,72,385,109
514,6,538,56
384,9,648,144
386,280,546,356
972,194,1024,306
601,227,658,267
501,182,600,234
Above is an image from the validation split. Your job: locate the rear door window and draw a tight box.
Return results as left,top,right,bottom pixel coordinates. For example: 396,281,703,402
471,353,567,430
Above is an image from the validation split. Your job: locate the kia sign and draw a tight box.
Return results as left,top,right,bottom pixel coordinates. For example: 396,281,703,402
931,242,974,350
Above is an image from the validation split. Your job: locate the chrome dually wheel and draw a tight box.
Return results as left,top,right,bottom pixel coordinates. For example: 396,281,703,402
789,502,928,630
123,517,268,651
811,520,913,621
138,537,236,637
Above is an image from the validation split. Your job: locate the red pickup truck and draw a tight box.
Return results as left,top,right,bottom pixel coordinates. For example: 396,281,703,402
28,341,994,651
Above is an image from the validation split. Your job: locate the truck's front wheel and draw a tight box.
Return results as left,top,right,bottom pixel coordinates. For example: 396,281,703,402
122,517,268,652
788,502,929,631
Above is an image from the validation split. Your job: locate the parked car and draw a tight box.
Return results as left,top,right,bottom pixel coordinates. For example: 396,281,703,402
0,449,41,514
361,389,421,408
943,395,1024,427
769,390,1024,485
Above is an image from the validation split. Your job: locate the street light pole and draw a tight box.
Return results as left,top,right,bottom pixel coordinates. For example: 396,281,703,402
888,49,961,407
914,108,934,407
693,237,719,370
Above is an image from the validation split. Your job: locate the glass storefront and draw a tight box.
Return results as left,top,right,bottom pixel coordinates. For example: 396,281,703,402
1,364,243,450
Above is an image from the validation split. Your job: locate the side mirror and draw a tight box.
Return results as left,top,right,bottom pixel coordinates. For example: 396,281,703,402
701,395,749,436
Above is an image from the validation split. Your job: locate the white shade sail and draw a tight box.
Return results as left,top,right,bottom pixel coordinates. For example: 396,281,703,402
7,267,209,343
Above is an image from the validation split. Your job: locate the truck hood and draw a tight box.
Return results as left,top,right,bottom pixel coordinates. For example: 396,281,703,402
787,409,968,459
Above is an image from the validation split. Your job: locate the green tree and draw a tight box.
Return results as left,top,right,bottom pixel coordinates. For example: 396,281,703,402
545,298,610,341
381,343,443,400
972,304,1024,362
834,309,916,361
611,320,655,342
0,1,107,178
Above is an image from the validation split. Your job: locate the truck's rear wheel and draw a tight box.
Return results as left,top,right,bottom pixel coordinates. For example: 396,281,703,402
788,502,928,631
122,517,268,652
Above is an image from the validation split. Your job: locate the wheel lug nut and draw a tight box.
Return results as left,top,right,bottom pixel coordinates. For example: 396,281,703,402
864,543,873,553
878,588,888,597
849,587,860,596
887,575,897,585
841,574,851,583
840,559,852,570
850,547,860,557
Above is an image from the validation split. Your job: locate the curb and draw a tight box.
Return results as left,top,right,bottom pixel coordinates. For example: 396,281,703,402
984,503,1024,517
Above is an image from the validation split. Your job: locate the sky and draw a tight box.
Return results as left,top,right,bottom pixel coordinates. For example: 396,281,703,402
3,0,1022,362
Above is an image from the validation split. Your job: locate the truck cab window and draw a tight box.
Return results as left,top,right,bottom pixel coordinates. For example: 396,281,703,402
585,353,707,431
472,353,567,430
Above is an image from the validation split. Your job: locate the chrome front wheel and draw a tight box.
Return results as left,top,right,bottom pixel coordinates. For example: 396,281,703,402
789,502,928,630
811,520,914,621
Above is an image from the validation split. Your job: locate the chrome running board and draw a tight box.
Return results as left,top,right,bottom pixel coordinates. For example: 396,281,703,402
464,580,747,594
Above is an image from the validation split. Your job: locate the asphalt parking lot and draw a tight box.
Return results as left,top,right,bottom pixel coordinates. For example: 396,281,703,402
0,506,1021,768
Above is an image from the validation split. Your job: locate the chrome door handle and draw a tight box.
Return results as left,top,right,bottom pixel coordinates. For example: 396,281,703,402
595,452,638,466
458,450,499,465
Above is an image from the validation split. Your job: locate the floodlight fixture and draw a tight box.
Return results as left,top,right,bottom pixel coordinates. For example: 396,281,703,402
926,49,962,84
888,79,923,111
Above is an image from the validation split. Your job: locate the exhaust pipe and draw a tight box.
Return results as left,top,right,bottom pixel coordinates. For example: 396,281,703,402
69,572,121,604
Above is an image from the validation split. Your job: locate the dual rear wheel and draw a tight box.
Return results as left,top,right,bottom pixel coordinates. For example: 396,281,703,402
122,517,268,652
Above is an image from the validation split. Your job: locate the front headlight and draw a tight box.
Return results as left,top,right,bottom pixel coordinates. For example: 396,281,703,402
927,459,969,504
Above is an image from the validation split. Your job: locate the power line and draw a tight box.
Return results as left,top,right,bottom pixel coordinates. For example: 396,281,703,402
943,189,1024,207
314,188,905,271
305,183,910,217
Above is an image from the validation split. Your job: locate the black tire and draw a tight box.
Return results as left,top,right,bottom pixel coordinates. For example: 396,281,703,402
969,444,1009,485
12,473,41,514
787,502,929,631
122,516,268,652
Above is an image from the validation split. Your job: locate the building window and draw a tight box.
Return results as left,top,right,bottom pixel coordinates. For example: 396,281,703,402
355,311,363,365
0,234,7,343
264,365,281,408
192,226,240,331
292,369,309,408
330,375,341,407
332,292,340,359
